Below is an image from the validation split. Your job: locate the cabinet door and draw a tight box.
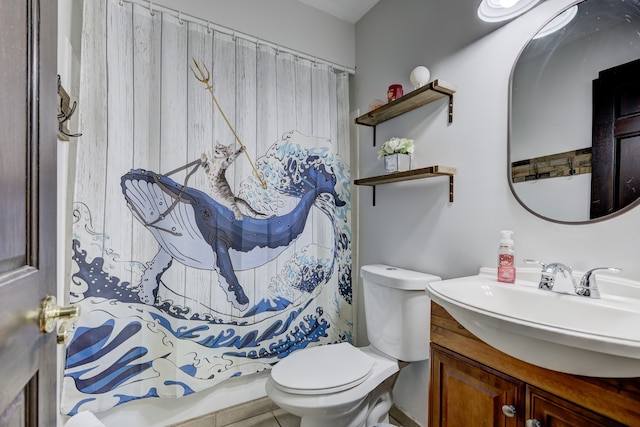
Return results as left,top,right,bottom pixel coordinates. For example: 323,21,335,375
527,386,625,427
429,345,525,427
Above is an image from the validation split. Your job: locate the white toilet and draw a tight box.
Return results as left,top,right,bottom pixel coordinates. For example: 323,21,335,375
266,264,441,427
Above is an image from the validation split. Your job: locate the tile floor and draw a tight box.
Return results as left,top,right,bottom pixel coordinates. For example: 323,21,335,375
220,408,298,427
219,410,404,427
173,397,410,427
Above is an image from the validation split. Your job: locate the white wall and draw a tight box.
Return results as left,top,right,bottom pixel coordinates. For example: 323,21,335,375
154,0,355,70
354,0,640,425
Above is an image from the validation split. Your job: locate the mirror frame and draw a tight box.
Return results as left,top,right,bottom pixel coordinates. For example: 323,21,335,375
507,0,640,224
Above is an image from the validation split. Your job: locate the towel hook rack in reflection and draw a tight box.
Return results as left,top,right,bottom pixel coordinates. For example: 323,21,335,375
568,157,576,175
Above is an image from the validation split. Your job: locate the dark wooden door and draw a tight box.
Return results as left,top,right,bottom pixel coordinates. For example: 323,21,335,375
429,345,525,427
591,58,640,219
0,0,58,425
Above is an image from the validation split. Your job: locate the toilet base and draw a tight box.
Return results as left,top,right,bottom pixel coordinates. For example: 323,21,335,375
362,376,395,427
298,396,368,427
269,374,397,427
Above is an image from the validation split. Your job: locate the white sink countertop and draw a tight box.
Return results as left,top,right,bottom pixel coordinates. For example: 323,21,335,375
425,267,640,378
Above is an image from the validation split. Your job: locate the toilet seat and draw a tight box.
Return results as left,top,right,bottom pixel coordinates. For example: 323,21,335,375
270,343,374,395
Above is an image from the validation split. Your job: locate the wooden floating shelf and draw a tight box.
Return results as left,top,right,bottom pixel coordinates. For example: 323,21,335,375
355,79,456,128
354,165,456,206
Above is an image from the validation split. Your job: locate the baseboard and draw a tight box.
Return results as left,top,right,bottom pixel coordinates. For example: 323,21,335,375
390,404,423,427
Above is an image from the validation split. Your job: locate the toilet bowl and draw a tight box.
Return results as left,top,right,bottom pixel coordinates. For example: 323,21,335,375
266,343,398,427
266,264,441,427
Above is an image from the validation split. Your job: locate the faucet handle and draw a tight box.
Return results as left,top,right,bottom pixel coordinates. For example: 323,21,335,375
576,267,622,299
524,259,572,276
524,259,546,268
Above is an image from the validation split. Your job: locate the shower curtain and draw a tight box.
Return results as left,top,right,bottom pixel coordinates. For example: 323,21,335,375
61,0,352,415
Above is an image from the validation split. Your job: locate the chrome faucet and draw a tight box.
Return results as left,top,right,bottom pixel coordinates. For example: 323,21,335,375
524,259,574,291
524,260,621,299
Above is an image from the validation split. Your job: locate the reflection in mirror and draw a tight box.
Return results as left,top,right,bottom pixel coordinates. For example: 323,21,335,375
509,0,640,223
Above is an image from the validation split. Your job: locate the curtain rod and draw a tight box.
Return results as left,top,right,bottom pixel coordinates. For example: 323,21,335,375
122,0,356,75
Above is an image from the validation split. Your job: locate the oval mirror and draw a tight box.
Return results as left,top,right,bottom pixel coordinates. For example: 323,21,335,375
509,0,640,223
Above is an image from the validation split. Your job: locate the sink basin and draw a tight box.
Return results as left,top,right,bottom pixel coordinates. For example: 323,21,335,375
426,267,640,378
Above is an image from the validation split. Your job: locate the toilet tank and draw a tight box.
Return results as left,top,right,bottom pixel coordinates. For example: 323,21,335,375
361,264,441,362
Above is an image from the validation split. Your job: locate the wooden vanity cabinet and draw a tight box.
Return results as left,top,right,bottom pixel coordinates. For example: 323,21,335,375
429,302,640,427
526,386,625,427
430,346,524,427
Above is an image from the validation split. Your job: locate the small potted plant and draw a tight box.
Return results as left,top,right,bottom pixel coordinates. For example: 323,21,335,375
378,137,414,173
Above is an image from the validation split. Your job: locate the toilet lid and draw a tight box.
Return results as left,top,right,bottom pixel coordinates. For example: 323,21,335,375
271,343,374,394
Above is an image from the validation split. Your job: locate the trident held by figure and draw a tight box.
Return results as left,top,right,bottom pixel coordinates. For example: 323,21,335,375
190,58,268,189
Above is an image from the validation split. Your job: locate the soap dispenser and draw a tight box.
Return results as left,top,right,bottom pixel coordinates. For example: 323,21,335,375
497,230,516,283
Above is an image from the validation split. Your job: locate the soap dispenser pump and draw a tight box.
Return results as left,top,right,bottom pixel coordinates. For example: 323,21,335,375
498,230,516,283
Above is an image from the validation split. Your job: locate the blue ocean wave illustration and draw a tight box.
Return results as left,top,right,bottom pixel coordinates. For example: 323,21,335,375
62,131,351,415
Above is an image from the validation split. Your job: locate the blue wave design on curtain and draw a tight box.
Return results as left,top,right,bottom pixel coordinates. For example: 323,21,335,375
65,319,162,394
62,132,351,415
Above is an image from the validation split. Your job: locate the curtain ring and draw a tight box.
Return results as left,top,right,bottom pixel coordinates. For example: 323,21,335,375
207,21,212,34
178,11,184,25
119,0,124,6
275,45,280,56
232,30,236,41
149,1,154,16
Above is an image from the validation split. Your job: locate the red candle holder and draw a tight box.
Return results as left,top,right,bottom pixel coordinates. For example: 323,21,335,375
387,84,403,102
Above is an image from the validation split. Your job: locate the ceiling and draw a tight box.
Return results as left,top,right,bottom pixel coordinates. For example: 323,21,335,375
296,0,380,23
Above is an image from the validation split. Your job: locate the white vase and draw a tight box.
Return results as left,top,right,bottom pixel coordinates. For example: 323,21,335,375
384,154,411,174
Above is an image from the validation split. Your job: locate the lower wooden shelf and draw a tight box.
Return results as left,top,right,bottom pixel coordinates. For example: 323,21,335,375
354,165,456,206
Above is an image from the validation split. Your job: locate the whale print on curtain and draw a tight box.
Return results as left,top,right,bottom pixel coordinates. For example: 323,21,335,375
61,0,352,415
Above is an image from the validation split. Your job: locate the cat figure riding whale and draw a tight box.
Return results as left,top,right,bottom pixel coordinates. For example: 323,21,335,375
120,140,344,312
201,143,267,221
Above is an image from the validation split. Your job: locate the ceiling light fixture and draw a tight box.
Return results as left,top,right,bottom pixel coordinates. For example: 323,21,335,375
499,0,520,8
478,0,541,22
